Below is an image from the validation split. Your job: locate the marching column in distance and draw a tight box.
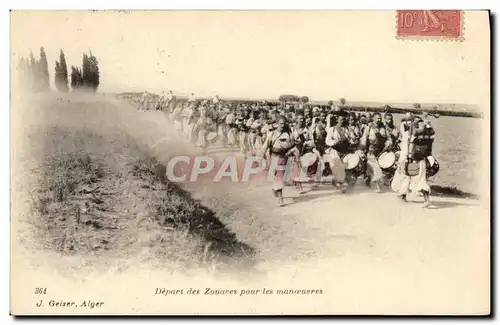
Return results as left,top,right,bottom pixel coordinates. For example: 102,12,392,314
123,91,440,206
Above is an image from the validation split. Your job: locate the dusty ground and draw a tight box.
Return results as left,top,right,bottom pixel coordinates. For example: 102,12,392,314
10,92,490,314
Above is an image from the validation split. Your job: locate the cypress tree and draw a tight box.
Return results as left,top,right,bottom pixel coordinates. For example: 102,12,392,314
39,47,50,91
77,67,83,88
82,53,91,90
70,66,78,90
55,61,61,91
59,50,69,92
29,50,38,91
70,65,85,91
88,51,99,92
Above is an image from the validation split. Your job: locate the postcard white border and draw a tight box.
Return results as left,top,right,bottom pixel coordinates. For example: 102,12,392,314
3,0,497,323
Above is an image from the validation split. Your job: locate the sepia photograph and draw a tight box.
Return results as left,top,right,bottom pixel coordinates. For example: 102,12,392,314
9,10,490,315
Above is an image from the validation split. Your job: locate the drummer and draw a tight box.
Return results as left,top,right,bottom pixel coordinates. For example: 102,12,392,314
310,119,328,186
391,115,435,207
292,114,320,181
360,112,393,193
323,111,350,192
261,116,301,207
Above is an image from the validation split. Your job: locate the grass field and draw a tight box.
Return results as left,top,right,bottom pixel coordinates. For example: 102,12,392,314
12,92,256,277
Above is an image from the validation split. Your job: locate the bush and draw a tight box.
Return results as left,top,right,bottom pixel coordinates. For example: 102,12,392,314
40,151,103,203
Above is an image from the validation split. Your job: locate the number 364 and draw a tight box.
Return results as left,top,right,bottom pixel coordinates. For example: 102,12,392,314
34,288,47,295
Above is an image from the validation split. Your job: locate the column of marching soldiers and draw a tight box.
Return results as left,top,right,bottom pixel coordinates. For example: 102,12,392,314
119,90,439,205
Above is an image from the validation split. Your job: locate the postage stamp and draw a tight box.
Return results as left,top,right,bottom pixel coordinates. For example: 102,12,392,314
397,10,463,40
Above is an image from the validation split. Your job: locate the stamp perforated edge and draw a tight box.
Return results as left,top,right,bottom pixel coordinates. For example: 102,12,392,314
395,10,465,42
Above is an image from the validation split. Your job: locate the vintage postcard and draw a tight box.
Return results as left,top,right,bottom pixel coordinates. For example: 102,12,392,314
10,10,490,315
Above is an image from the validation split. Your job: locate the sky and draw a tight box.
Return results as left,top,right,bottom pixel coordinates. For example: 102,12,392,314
10,10,490,106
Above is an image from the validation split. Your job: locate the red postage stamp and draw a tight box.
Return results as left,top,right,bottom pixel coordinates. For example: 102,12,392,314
397,10,463,39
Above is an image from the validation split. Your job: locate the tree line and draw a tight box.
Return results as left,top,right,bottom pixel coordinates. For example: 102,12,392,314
278,94,310,103
17,47,100,93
